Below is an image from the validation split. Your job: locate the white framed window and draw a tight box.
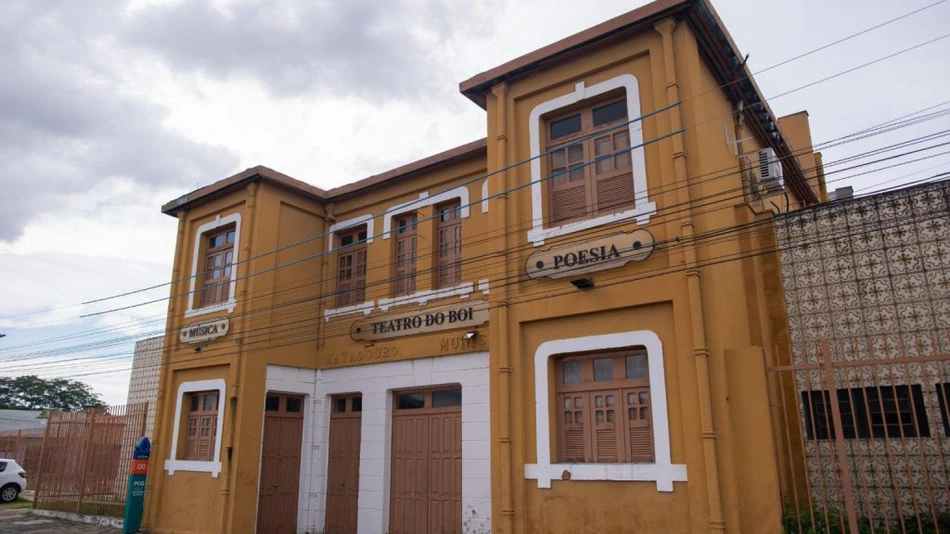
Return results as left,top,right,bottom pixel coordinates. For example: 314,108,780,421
164,379,227,477
524,330,686,491
527,75,655,246
381,186,470,239
185,213,242,318
324,215,376,320
326,215,375,252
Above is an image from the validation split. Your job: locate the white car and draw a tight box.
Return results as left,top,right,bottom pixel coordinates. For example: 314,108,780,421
0,459,26,502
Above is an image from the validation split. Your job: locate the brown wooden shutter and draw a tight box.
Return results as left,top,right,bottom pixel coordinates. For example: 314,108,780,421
623,387,654,462
593,130,634,215
184,393,219,462
436,203,462,288
354,248,367,303
336,229,367,307
549,144,589,225
557,393,589,462
591,390,622,462
198,414,215,461
185,415,199,460
394,215,417,297
200,227,236,307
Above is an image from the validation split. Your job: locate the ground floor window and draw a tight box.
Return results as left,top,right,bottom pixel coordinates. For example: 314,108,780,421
525,330,686,491
164,378,226,477
555,350,653,463
801,384,930,440
184,391,219,461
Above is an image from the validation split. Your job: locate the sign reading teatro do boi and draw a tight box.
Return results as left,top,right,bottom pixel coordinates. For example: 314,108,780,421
524,229,655,280
179,318,230,344
351,300,489,341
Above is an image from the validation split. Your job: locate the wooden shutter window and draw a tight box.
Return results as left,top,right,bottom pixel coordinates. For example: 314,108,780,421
184,391,219,462
336,228,368,307
393,214,417,297
549,142,588,224
554,349,653,464
624,388,653,462
199,227,236,307
545,97,635,226
436,202,462,289
558,393,588,463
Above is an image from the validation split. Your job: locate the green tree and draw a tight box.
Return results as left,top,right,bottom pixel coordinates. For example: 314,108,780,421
0,375,107,411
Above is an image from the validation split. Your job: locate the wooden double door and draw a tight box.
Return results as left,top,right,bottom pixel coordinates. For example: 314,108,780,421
257,393,304,534
389,387,463,534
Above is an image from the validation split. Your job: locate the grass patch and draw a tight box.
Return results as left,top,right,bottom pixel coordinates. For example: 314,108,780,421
0,498,34,510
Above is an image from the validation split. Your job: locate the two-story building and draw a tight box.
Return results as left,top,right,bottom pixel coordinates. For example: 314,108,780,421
143,1,827,532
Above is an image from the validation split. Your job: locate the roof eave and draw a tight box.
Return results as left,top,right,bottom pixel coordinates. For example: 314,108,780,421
459,0,691,108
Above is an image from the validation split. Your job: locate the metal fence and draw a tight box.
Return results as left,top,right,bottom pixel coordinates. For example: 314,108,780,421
32,403,147,518
0,427,45,475
768,339,950,534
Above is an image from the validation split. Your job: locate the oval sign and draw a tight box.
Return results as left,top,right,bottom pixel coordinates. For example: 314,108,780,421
525,229,655,280
179,318,230,344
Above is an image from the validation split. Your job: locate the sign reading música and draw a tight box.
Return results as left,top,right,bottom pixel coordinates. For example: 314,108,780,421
179,318,230,344
351,300,489,341
524,229,655,280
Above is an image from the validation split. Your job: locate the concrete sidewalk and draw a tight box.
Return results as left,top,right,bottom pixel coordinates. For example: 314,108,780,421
0,508,119,533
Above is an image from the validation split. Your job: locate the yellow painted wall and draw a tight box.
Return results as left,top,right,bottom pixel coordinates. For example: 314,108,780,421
481,16,817,534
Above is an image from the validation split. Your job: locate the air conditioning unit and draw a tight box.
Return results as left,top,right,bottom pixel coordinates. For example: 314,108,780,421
757,148,784,193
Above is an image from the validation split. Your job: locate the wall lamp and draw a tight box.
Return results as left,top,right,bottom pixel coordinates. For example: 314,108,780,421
570,277,596,290
461,331,478,340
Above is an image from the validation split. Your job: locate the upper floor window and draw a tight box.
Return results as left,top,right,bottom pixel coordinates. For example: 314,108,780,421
545,98,633,226
393,213,417,297
184,391,219,462
555,348,653,463
199,227,236,308
336,227,368,308
436,202,462,289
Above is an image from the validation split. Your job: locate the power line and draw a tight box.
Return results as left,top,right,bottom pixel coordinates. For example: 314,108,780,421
30,185,949,380
2,116,947,362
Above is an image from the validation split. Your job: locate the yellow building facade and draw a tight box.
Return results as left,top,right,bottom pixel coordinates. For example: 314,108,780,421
144,1,826,532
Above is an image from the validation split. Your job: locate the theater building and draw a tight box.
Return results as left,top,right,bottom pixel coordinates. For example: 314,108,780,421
142,0,827,532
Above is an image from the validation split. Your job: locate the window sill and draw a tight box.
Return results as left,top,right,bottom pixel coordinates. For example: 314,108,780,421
184,300,237,319
323,301,375,322
377,282,474,312
164,459,222,478
528,201,657,246
524,461,686,491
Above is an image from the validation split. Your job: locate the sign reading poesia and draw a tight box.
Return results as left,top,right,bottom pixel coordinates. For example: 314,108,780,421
524,229,655,280
179,318,230,344
351,300,489,341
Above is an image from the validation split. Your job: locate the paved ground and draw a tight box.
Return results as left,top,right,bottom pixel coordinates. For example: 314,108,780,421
0,507,118,533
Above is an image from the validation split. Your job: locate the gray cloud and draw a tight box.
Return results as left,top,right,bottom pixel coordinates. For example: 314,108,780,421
0,1,238,242
119,0,497,98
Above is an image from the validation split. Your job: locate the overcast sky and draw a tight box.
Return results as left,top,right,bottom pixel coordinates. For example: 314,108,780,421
1,0,948,405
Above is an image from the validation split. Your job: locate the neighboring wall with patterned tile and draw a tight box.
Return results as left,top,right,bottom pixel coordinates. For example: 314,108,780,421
127,335,163,438
775,179,950,519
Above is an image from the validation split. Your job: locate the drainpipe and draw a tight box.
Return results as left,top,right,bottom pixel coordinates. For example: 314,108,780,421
489,82,517,534
143,210,189,530
222,180,260,533
320,203,336,351
654,19,726,534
